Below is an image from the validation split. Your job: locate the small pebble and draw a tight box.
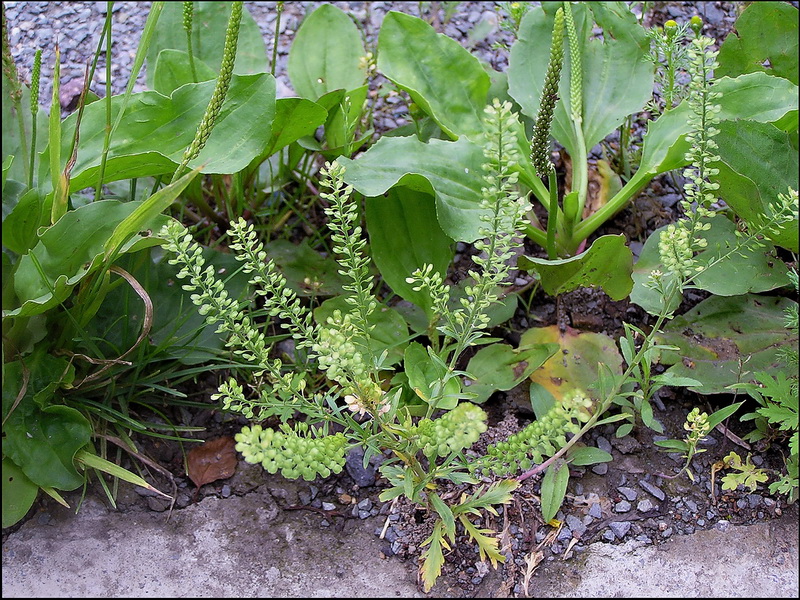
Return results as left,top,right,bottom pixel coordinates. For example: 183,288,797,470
596,436,613,453
639,479,666,501
617,487,638,502
614,500,632,513
608,521,632,539
637,498,656,513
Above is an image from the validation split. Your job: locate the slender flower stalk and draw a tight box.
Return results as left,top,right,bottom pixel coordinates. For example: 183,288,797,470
271,1,284,77
183,1,198,82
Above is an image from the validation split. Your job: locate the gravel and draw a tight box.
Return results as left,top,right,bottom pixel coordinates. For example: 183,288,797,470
3,1,517,120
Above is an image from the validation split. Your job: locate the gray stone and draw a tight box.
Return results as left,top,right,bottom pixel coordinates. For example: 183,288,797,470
617,487,638,502
637,498,656,513
596,436,613,453
588,502,603,519
639,479,666,501
566,514,587,538
609,521,632,539
614,501,632,513
345,447,377,487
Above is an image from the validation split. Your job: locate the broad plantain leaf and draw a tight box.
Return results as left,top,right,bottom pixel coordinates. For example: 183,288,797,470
2,356,90,491
365,187,453,318
152,49,216,95
378,11,490,140
656,294,798,394
145,1,267,87
631,215,790,316
518,234,633,300
38,74,276,192
339,135,485,242
508,2,652,159
711,120,799,252
6,200,173,318
717,1,799,85
287,3,367,101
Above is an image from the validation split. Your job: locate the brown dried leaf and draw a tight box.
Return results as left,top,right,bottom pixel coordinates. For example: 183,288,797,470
187,436,238,488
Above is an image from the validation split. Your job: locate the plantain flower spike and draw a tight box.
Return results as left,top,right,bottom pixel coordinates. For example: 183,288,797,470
531,6,565,178
174,1,243,180
563,2,582,123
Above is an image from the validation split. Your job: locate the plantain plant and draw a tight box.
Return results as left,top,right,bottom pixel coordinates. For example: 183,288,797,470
1,1,262,527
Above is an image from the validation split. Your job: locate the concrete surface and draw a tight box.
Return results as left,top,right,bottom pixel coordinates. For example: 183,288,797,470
2,487,798,598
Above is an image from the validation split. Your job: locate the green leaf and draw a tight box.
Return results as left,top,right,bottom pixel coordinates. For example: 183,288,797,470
38,74,277,192
459,516,506,567
145,1,267,87
104,167,199,259
287,3,366,101
365,187,453,317
540,460,570,523
266,239,348,297
378,11,490,139
509,3,652,158
717,1,799,85
654,439,690,452
569,446,612,466
5,200,172,318
152,49,217,95
465,342,558,404
706,402,745,431
429,493,456,541
656,294,797,394
420,520,448,592
2,357,90,490
75,450,170,498
2,187,44,256
258,97,328,159
403,342,460,409
631,215,790,316
712,120,799,252
2,457,40,528
636,72,799,181
339,135,486,242
518,234,633,300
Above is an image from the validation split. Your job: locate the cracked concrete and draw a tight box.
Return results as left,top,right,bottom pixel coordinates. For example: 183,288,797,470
2,484,797,598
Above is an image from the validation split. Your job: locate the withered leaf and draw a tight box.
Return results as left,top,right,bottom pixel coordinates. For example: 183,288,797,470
187,436,238,488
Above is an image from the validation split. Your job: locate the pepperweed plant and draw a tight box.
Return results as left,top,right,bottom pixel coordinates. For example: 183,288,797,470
162,99,556,590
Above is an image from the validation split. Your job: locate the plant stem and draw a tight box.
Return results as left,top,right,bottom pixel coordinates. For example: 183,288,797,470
270,1,284,77
95,2,114,201
546,169,559,259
